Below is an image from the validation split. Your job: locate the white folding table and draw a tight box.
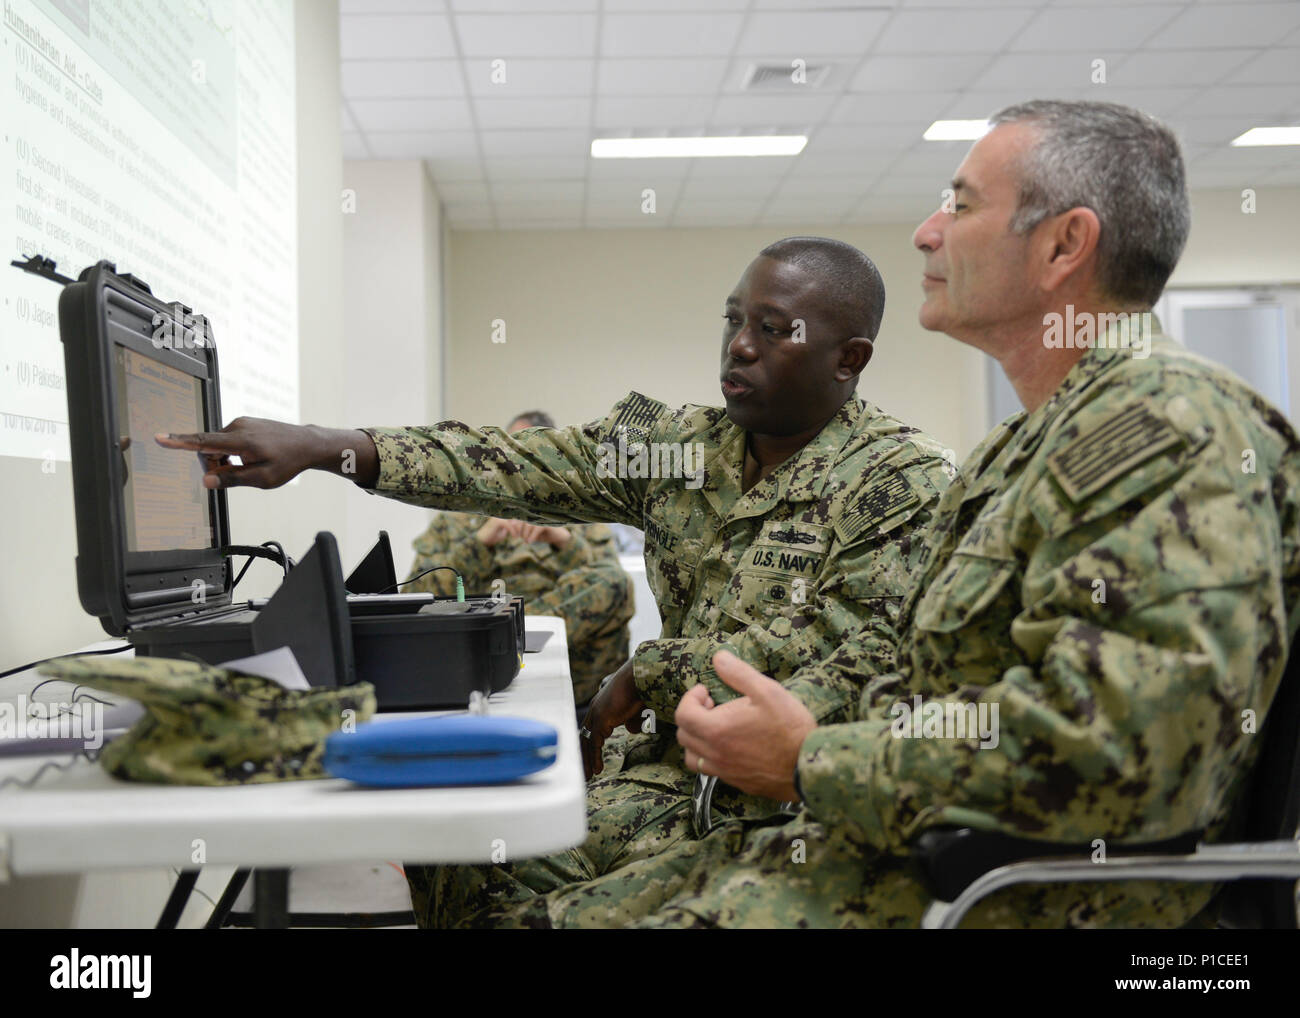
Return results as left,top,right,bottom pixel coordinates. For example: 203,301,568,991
0,615,585,927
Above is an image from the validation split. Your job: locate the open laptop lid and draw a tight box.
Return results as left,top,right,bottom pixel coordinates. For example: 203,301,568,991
58,260,233,636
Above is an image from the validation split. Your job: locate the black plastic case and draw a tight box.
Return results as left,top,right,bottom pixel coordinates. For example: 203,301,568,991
57,261,523,709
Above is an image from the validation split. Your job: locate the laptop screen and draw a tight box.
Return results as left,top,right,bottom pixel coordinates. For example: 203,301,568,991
59,262,232,632
112,345,213,552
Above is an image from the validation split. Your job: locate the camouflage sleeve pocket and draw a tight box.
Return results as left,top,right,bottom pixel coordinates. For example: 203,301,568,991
912,550,1017,634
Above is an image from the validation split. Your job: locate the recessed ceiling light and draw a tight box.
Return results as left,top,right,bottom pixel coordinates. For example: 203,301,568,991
1231,127,1300,147
591,136,807,159
923,119,990,141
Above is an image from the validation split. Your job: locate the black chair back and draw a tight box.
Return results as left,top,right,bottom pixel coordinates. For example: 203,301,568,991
1218,635,1300,928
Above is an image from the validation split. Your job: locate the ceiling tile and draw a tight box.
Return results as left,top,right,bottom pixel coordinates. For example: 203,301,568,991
1222,49,1300,85
734,10,889,56
1009,5,1182,52
848,54,992,93
594,96,716,129
454,13,598,57
349,98,475,132
719,56,856,95
1185,168,1271,189
942,87,1092,119
685,155,801,178
972,53,1112,91
790,153,895,177
1147,3,1300,50
874,9,1034,55
1107,49,1257,89
1083,86,1200,116
587,180,683,204
773,174,872,198
680,176,784,199
672,197,768,217
1041,0,1194,6
473,97,592,129
597,58,729,95
479,129,589,156
490,179,586,201
1182,84,1300,119
338,0,1298,231
450,0,595,10
601,14,746,58
365,132,449,158
341,14,456,59
871,174,950,197
1191,145,1299,172
465,58,594,96
807,123,930,152
605,0,748,9
343,59,465,98
888,142,979,177
483,155,590,179
342,0,445,12
829,91,959,126
1167,117,1259,146
1262,165,1300,185
587,157,695,180
767,194,860,214
710,94,837,127
903,0,1060,6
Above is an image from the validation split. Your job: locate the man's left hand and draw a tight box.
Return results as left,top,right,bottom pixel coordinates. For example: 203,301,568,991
675,650,817,802
579,660,644,780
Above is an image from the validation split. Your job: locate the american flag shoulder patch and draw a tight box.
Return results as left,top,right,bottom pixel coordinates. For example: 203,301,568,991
609,392,669,443
836,469,920,543
1047,404,1183,503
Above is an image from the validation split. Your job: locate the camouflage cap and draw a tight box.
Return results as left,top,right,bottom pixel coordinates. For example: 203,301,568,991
37,655,376,786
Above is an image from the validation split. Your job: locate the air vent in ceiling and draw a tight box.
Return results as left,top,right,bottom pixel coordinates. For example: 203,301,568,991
742,62,834,91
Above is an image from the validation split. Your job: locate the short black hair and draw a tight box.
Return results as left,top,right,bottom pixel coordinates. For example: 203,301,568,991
509,409,555,429
758,236,886,341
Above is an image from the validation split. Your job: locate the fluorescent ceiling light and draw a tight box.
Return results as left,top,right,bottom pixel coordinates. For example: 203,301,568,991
591,136,807,159
1231,126,1300,147
923,119,990,141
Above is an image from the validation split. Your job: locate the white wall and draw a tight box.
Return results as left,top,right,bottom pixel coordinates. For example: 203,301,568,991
340,159,444,580
445,223,986,462
1171,189,1300,288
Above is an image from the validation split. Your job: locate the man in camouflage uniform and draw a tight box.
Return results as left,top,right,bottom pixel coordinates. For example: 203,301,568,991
400,100,1300,928
406,410,634,704
157,237,955,926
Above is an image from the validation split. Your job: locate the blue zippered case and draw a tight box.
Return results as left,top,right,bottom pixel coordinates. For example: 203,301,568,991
323,715,558,787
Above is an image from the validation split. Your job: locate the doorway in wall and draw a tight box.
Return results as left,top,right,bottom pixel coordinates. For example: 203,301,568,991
984,286,1300,430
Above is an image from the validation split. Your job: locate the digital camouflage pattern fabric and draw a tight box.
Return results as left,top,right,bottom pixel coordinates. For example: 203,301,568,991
360,392,954,926
406,512,634,702
415,327,1300,928
37,655,376,786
